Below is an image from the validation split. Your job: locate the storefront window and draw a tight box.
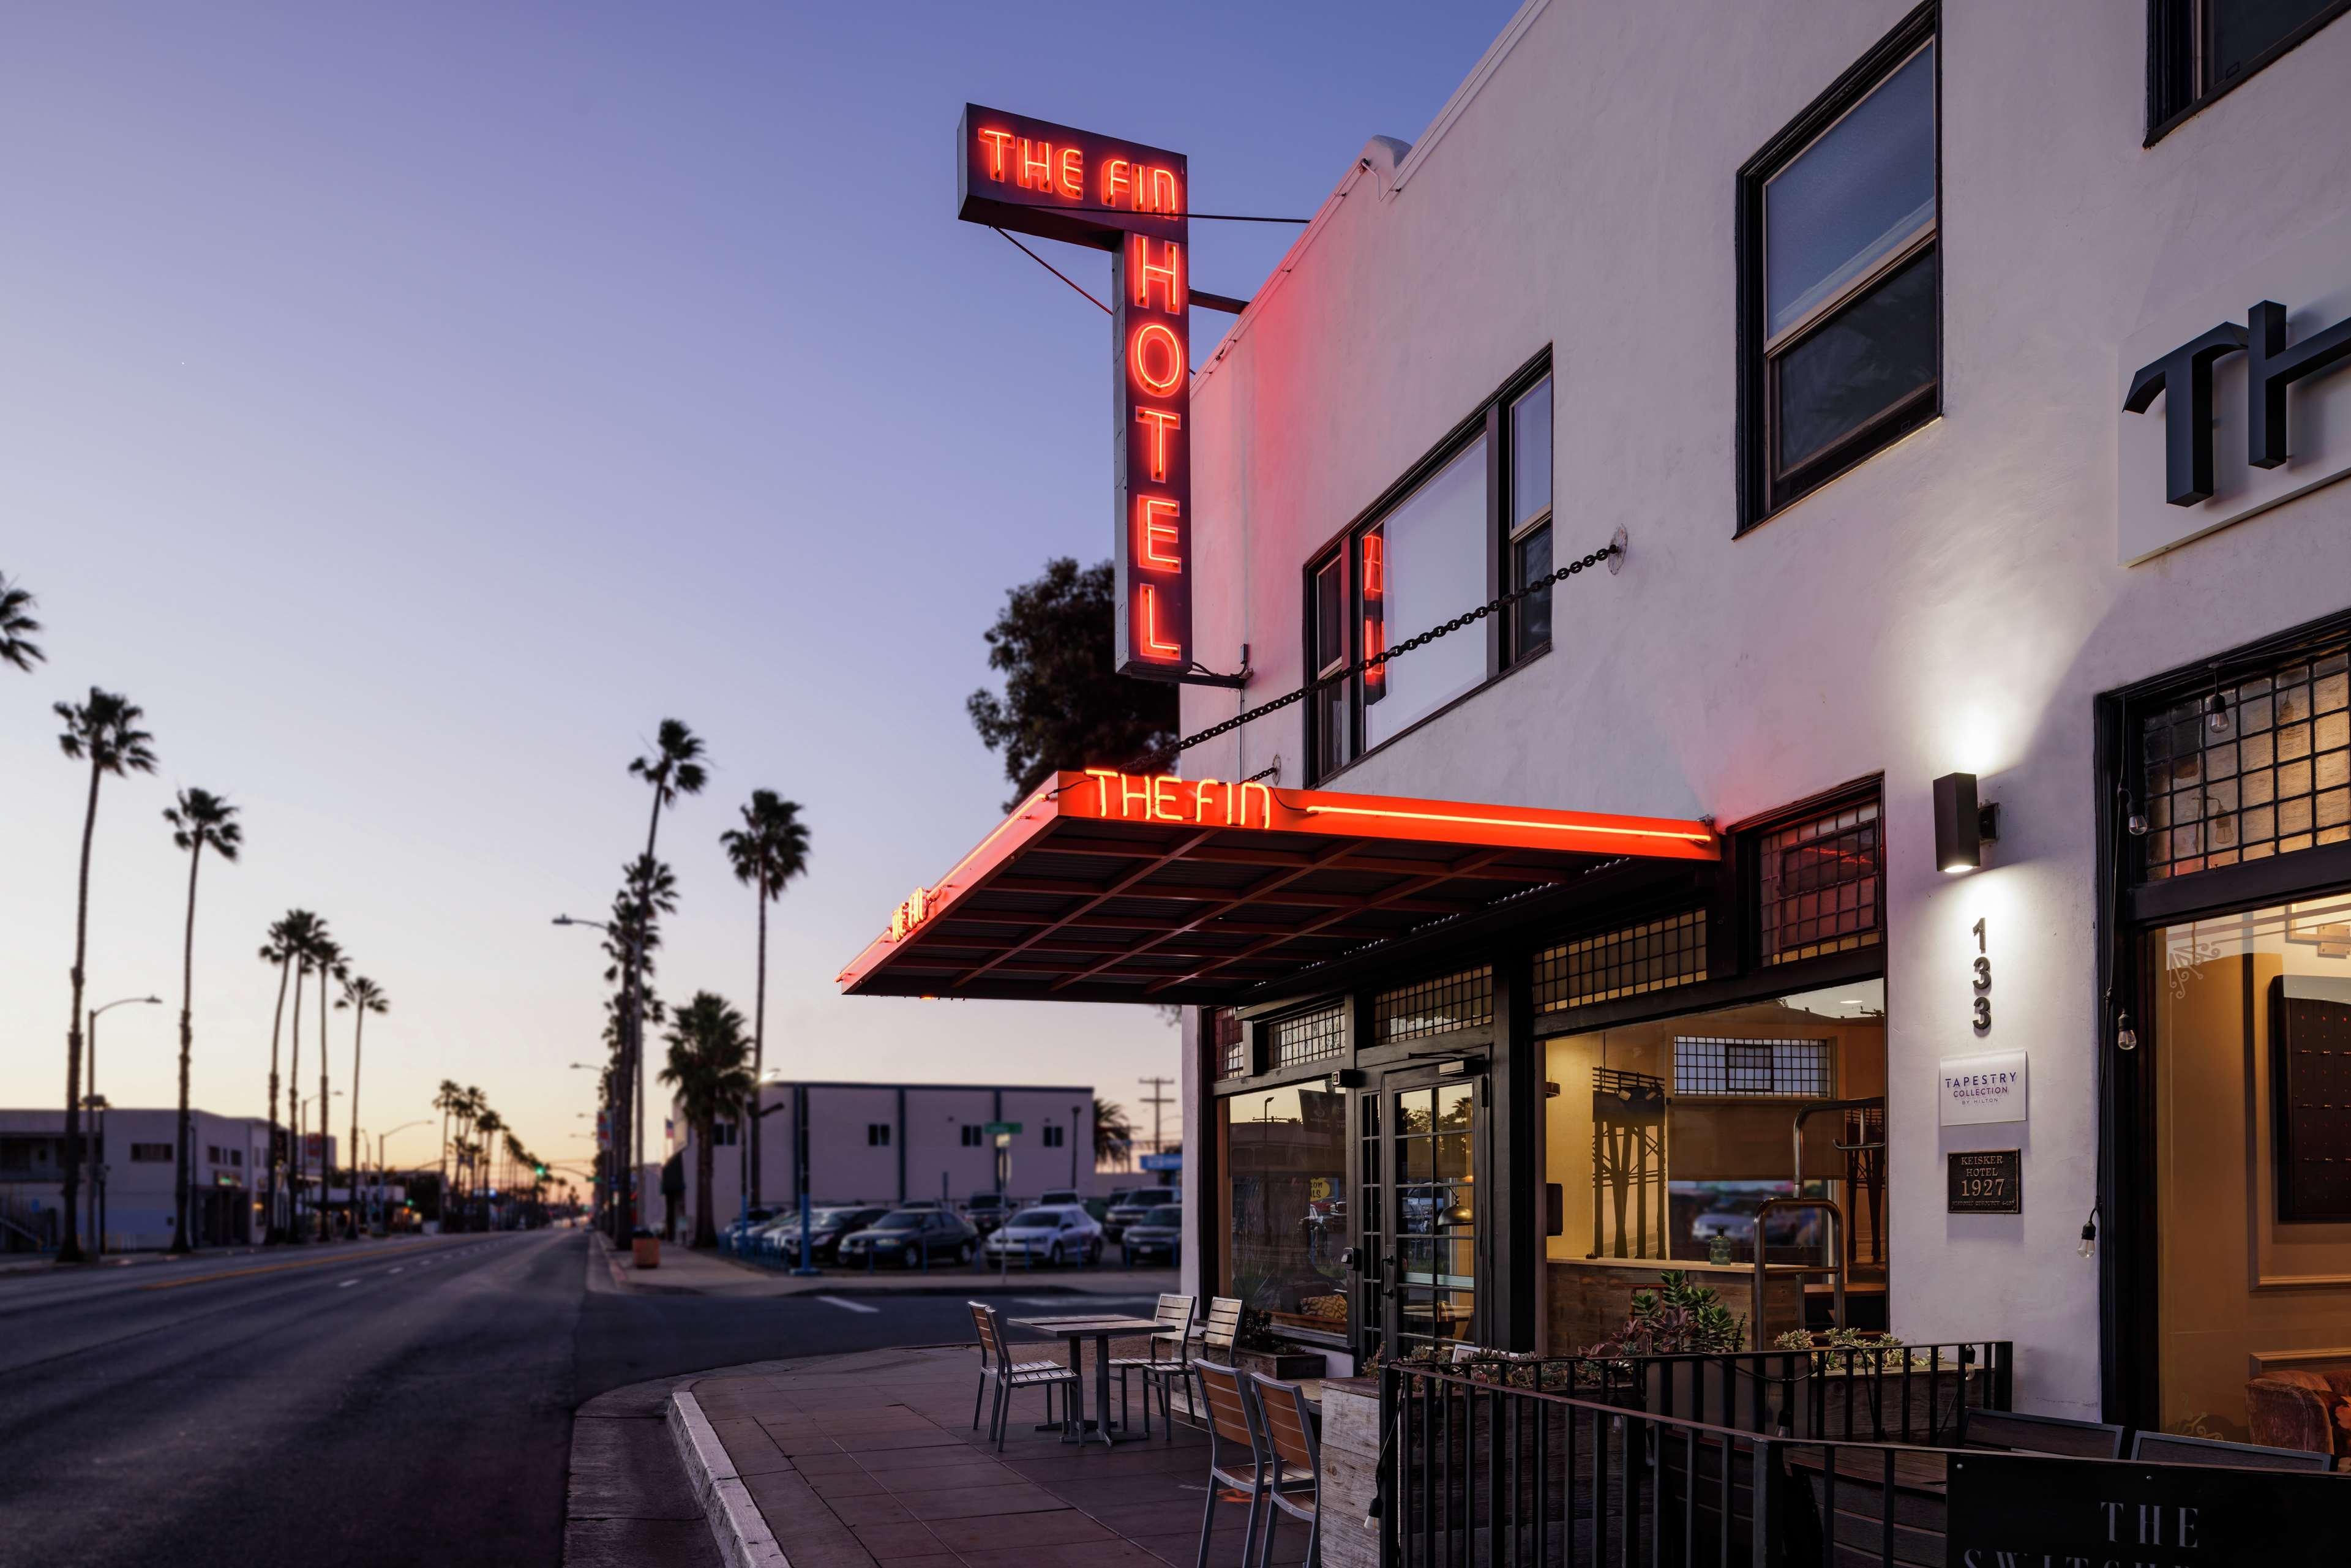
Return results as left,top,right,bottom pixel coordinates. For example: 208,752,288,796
1220,1083,1349,1337
2151,893,2351,1446
1542,982,1886,1349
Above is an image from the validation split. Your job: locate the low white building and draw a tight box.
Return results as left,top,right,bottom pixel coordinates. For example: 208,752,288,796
0,1108,273,1251
665,1079,1096,1239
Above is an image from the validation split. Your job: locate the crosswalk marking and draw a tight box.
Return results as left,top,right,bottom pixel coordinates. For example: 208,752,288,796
814,1295,880,1315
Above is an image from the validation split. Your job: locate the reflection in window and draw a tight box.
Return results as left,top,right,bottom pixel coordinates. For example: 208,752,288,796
1221,1085,1348,1336
1365,440,1489,749
1393,1082,1478,1355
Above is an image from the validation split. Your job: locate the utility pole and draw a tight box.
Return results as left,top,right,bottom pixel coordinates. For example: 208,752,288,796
1137,1076,1176,1163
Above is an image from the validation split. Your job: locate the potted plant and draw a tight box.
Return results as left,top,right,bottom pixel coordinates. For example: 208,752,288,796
1771,1328,1981,1441
1232,1307,1328,1379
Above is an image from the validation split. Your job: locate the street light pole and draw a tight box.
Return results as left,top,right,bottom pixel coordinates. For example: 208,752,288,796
375,1119,432,1231
555,916,642,1248
83,995,161,1255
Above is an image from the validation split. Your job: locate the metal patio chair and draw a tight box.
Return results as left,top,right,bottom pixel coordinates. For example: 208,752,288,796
1245,1372,1321,1568
968,1300,1076,1450
1109,1292,1196,1438
1168,1296,1244,1432
1191,1360,1274,1568
1957,1406,2127,1459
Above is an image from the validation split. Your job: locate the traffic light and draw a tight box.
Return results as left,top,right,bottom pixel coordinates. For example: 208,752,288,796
534,1163,547,1178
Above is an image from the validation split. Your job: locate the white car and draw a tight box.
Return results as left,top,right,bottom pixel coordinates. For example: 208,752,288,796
981,1204,1104,1267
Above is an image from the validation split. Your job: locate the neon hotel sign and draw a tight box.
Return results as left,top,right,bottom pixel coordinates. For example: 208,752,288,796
957,105,1192,680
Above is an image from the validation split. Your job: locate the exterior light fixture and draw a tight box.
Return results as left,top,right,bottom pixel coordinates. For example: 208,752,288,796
1933,772,2000,873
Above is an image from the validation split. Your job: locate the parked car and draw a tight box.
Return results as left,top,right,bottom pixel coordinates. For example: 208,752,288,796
962,1193,1008,1237
982,1204,1104,1267
838,1207,979,1269
719,1208,777,1250
1036,1188,1082,1206
765,1205,891,1266
1119,1203,1183,1267
1103,1187,1177,1242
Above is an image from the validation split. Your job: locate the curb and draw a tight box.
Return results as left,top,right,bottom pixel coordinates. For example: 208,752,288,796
668,1388,789,1568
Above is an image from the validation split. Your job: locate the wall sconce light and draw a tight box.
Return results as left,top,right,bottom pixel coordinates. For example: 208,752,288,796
1934,772,2001,873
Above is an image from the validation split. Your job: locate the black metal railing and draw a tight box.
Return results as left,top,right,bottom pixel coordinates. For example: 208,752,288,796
1378,1345,2012,1568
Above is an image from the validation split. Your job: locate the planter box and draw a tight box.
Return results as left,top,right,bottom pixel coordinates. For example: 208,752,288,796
1235,1347,1327,1380
1803,1365,1982,1443
632,1236,661,1269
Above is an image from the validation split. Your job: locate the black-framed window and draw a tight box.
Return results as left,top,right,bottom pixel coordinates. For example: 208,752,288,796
1738,5,1940,529
866,1123,891,1147
2149,0,2349,141
1305,356,1553,782
959,1124,984,1147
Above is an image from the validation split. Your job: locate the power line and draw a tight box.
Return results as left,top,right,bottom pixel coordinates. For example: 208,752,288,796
1137,1076,1176,1157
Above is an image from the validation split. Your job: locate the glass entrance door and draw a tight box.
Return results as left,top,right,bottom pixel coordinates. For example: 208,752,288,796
1371,1076,1482,1359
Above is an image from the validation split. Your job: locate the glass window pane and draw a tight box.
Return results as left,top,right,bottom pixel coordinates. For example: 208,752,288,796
1515,525,1551,659
1366,437,1489,749
1764,43,1935,339
1313,557,1345,672
1221,1085,1349,1335
1510,377,1551,530
1774,248,1937,472
2211,0,2338,84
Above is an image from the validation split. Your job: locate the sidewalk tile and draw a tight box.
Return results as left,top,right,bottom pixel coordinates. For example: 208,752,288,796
921,1510,1113,1551
873,1460,1017,1494
849,1521,947,1558
827,1493,915,1526
901,1481,1065,1521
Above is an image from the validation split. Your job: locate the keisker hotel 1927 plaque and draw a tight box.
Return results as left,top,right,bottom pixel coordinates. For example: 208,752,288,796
1948,1149,2021,1215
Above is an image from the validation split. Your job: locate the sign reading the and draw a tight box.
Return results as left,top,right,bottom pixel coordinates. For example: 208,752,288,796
1948,1149,2022,1214
1949,1451,2342,1566
1939,1048,2028,1127
958,105,1191,680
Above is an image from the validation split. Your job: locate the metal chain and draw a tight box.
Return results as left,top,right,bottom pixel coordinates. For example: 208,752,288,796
1128,541,1619,771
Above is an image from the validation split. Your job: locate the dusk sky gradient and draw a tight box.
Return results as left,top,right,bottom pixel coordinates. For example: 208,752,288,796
1,3,1521,1183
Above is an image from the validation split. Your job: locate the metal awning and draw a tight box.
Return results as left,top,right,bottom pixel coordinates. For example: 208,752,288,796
838,770,1717,1005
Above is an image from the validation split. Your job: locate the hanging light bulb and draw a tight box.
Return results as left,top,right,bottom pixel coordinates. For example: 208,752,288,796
2205,689,2232,734
2077,1210,2099,1259
2115,1013,2138,1051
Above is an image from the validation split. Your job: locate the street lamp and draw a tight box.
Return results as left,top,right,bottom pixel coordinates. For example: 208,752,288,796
375,1119,432,1231
555,913,644,1248
84,994,162,1256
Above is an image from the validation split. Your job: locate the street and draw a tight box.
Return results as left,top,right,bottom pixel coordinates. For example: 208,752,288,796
0,1228,1180,1568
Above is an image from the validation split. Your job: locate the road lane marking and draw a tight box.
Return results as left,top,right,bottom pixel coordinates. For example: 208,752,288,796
337,1278,358,1288
387,1267,403,1275
814,1295,879,1314
135,1238,481,1291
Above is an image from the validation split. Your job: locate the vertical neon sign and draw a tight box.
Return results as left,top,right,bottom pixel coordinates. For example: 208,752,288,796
956,105,1191,680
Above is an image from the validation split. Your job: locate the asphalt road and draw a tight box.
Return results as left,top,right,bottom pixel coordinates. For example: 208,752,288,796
0,1228,1176,1568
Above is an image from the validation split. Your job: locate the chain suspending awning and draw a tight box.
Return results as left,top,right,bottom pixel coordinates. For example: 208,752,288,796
838,770,1717,1005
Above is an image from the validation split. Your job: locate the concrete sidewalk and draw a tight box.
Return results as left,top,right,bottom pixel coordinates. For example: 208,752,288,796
594,1234,1180,1300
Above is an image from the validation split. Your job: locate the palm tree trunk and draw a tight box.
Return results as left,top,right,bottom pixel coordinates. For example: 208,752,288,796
437,1098,449,1231
262,956,291,1243
287,961,305,1240
58,760,104,1266
347,1008,365,1238
317,978,330,1240
168,839,204,1253
749,874,767,1212
695,1120,717,1250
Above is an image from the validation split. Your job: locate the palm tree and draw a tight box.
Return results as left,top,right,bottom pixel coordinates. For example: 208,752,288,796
336,975,388,1236
1093,1098,1133,1169
719,790,811,1215
658,992,754,1250
433,1079,462,1231
617,720,705,1237
307,932,347,1239
163,789,242,1254
1,571,45,672
54,688,158,1264
258,912,316,1242
475,1109,504,1228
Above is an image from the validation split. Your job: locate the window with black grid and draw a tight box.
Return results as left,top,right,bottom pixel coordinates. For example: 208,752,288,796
1272,1003,1348,1068
1212,1007,1247,1079
1674,1037,1834,1097
1375,966,1493,1041
1534,911,1708,1013
2140,643,2350,881
1758,797,1881,964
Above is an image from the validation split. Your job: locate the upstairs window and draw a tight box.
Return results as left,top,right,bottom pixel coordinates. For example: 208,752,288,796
960,1124,984,1147
866,1123,891,1147
1739,12,1939,527
1043,1124,1066,1148
2150,1,2349,140
1306,358,1553,780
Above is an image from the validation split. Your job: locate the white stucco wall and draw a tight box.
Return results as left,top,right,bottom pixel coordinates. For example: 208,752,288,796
1180,1,2351,1415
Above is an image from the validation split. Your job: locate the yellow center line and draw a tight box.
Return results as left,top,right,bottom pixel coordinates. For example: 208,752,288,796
137,1237,484,1292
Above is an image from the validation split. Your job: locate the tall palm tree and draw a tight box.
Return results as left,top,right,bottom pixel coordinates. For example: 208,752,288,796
1093,1098,1133,1169
306,930,347,1239
618,720,705,1238
433,1079,461,1231
1,571,45,672
163,789,242,1255
461,1086,487,1228
336,975,388,1236
53,688,158,1264
658,992,754,1250
475,1108,504,1228
719,790,811,1214
258,912,315,1242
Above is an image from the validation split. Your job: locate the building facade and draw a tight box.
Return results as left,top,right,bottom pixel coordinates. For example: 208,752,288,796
1141,0,2351,1443
0,1108,274,1251
666,1079,1097,1238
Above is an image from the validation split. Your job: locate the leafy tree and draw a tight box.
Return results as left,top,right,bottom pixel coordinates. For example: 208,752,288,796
719,790,811,1212
658,992,755,1250
163,789,241,1253
54,688,158,1263
1,571,45,672
337,975,389,1236
966,558,1178,808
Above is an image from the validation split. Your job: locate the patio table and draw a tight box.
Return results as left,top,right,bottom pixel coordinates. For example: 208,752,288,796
1009,1315,1167,1448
